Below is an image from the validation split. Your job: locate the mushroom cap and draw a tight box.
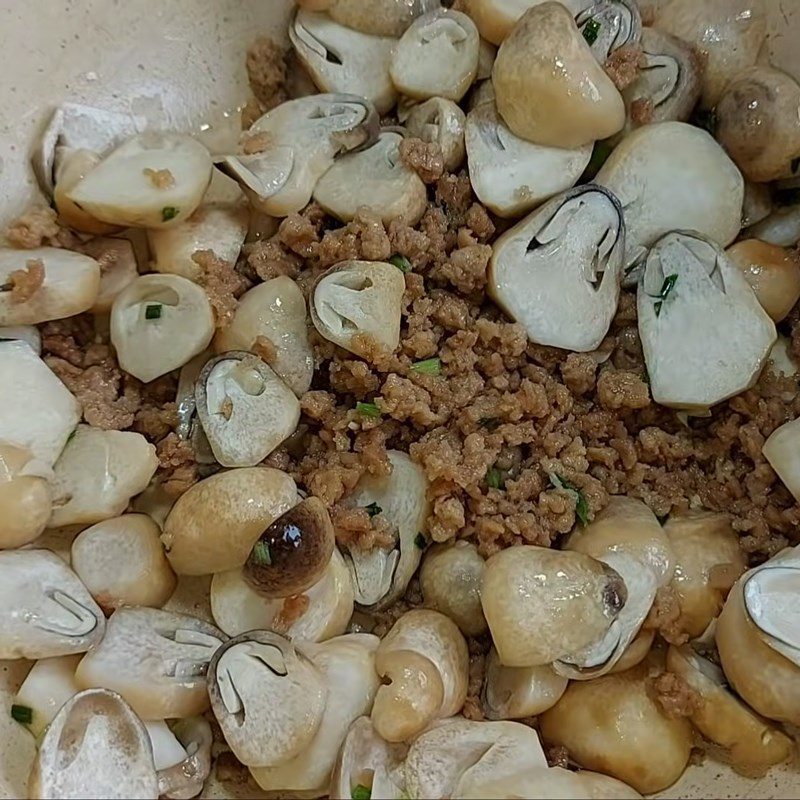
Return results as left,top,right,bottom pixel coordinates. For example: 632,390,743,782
404,97,467,172
0,442,51,549
317,0,440,37
463,0,590,45
313,131,428,226
746,202,800,247
14,653,82,738
637,231,776,410
156,717,213,800
465,102,592,218
489,185,624,351
81,236,139,313
764,418,800,504
574,0,642,62
0,549,104,659
75,606,226,720
28,688,158,800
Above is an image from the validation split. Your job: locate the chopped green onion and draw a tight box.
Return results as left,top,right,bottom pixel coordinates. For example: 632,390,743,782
161,206,180,222
356,402,381,418
410,357,441,376
654,300,663,317
414,532,427,550
364,502,383,518
549,473,590,526
389,254,412,273
582,18,601,46
653,273,678,317
252,540,272,567
66,428,78,444
145,303,163,320
352,786,372,800
11,704,32,725
486,468,504,490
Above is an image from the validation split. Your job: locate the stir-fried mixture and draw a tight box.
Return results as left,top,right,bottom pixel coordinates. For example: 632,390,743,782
3,0,800,798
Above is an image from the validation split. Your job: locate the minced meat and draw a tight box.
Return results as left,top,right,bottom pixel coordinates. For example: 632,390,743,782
5,258,45,303
650,671,703,719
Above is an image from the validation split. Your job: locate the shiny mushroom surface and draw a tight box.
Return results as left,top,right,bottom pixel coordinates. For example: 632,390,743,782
298,0,440,38
404,97,467,172
0,443,52,549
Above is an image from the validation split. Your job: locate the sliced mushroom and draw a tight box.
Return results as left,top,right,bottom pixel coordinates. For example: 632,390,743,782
482,647,568,720
371,609,468,741
341,450,430,611
48,426,158,528
217,94,379,217
476,38,496,80
28,688,158,800
667,644,793,774
492,3,625,148
462,0,590,46
195,351,300,467
80,236,139,314
404,97,466,172
70,514,177,613
0,549,104,659
0,246,100,326
14,653,82,738
110,273,215,383
145,720,188,772
467,77,496,110
746,202,800,247
767,335,798,381
290,10,397,114
638,231,776,410
0,324,40,353
489,185,624,351
155,717,213,800
75,607,225,720
313,131,428,226
311,259,406,360
207,630,327,767
214,276,314,396
574,0,641,63
162,467,298,575
763,418,800,503
465,102,592,218
0,443,51,549
299,0,439,37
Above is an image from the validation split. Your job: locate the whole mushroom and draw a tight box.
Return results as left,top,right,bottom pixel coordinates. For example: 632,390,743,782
0,443,51,549
404,97,467,172
462,0,590,46
297,0,439,38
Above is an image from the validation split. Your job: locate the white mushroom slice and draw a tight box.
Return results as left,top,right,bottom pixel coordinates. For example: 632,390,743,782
314,131,428,226
0,247,100,326
290,11,397,114
110,273,215,383
66,132,213,229
300,0,440,37
638,231,776,410
14,654,82,737
214,276,314,396
482,647,568,720
462,0,590,46
372,609,468,742
465,102,592,218
0,549,104,659
156,717,213,800
70,514,177,613
0,324,40,353
207,630,327,767
343,450,430,611
311,260,405,360
0,443,51,549
404,97,466,172
764,418,800,503
746,203,800,247
767,336,798,380
390,10,480,102
218,94,379,217
48,426,158,528
575,0,641,63
28,689,158,800
75,607,225,720
489,185,624,351
145,721,188,771
251,634,381,794
54,149,122,235
80,237,140,316
195,351,300,468
148,202,249,282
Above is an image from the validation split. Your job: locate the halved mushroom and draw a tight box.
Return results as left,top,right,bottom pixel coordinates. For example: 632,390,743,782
462,0,590,46
476,38,496,80
0,247,100,326
371,609,468,741
110,273,215,383
53,149,122,234
489,185,624,351
464,102,592,218
574,0,641,63
492,3,625,148
161,467,298,575
667,644,793,774
147,202,249,282
145,720,188,772
66,132,213,229
746,202,800,247
217,94,379,217
28,688,158,800
766,336,798,381
213,276,314,396
156,717,213,800
48,426,158,528
298,0,439,37
290,10,397,114
207,630,327,767
251,634,381,794
195,351,300,467
0,443,51,549
664,512,748,640
482,647,568,720
75,607,225,720
0,549,104,659
0,325,40,354
311,259,406,361
70,514,177,613
341,450,430,611
390,9,480,102
14,654,82,738
404,97,466,172
637,231,776,410
481,545,626,667
596,122,744,270
80,236,139,314
313,131,428,226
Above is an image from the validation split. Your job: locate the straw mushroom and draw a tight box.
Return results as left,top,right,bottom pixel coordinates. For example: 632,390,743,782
313,131,428,226
742,180,773,229
80,236,139,313
476,38,496,80
0,443,51,549
747,202,800,247
161,467,298,575
492,3,625,148
48,426,158,528
371,609,468,741
70,514,177,613
638,231,776,410
766,336,798,381
213,276,314,396
0,325,40,353
0,549,104,659
574,0,641,63
28,689,158,800
301,0,439,37
404,97,466,172
311,259,405,360
75,607,225,720
155,718,213,800
465,102,592,218
763,418,800,503
462,0,590,46
13,654,82,738
489,185,624,351
53,149,122,234
145,721,188,773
